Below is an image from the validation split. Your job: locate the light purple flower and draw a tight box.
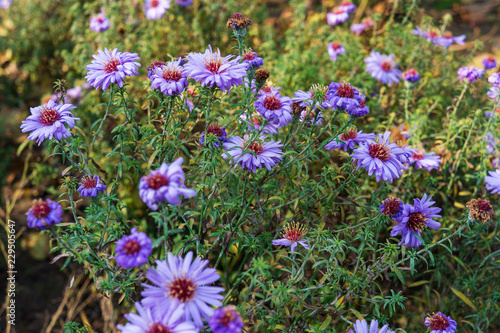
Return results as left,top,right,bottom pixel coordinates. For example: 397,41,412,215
253,82,281,98
184,45,247,93
488,72,500,87
433,33,466,48
485,108,500,117
326,82,363,113
78,175,107,197
327,7,349,26
0,0,11,8
391,194,442,248
139,157,197,210
351,131,406,183
483,56,497,70
410,150,441,171
412,26,430,39
200,123,228,148
457,66,484,83
144,0,170,20
424,312,457,333
487,86,500,104
327,42,346,62
402,68,420,82
340,1,356,13
349,319,394,333
254,91,293,127
141,251,224,327
380,196,404,219
21,100,79,145
485,169,500,194
209,305,244,333
89,9,110,32
239,113,279,135
324,129,375,152
272,222,310,252
150,59,189,96
147,61,166,79
176,0,193,6
222,135,283,172
117,302,198,333
85,48,141,91
115,228,153,269
242,50,264,70
364,51,402,86
293,89,329,111
351,19,373,35
26,199,64,230
484,131,496,154
67,87,83,100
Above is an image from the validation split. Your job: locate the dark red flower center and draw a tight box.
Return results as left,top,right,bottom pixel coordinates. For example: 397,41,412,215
331,42,342,50
477,199,492,212
406,68,417,75
219,308,235,327
407,212,426,232
339,130,358,141
148,323,171,333
97,16,104,23
428,314,450,330
333,7,344,14
412,151,424,160
382,197,401,216
284,222,306,242
487,56,495,62
162,67,182,81
428,31,438,38
168,276,197,302
39,106,60,126
381,61,393,72
442,32,452,39
248,141,264,154
82,176,98,189
359,99,366,108
204,54,224,74
123,240,141,255
32,200,51,219
104,58,120,73
151,0,159,8
232,13,244,20
207,123,223,137
336,83,355,98
368,142,391,162
263,95,282,110
147,173,169,190
150,61,165,70
243,51,255,61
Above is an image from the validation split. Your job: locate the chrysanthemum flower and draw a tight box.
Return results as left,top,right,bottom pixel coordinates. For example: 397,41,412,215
144,0,170,20
0,0,12,8
424,312,457,333
85,48,141,91
324,128,375,152
351,18,373,35
340,1,356,13
348,319,395,333
364,51,402,86
254,91,293,127
272,222,310,252
239,113,279,135
89,9,110,32
117,302,198,333
242,50,264,70
21,100,79,145
457,66,484,83
351,131,406,183
78,175,107,197
485,169,500,194
149,59,189,96
176,0,193,6
327,7,349,26
26,199,64,229
139,157,197,210
209,305,244,333
326,82,363,114
466,198,495,223
433,32,466,48
391,194,442,248
402,68,420,82
115,228,153,269
222,136,284,172
488,72,500,87
483,56,497,70
327,42,346,62
200,123,228,148
141,252,224,327
410,150,441,171
380,196,404,219
184,45,247,93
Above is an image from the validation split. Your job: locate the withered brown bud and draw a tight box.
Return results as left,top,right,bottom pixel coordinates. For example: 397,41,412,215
291,102,305,116
466,198,495,223
226,13,252,30
255,68,270,84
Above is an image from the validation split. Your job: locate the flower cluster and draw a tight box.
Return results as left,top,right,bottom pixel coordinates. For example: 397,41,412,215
412,26,466,48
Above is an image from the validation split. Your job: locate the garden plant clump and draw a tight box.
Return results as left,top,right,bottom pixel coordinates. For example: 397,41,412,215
1,0,500,332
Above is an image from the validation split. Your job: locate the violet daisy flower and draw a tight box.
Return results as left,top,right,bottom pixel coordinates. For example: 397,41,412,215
485,169,500,194
351,18,373,35
327,42,346,62
200,123,228,148
340,1,356,13
118,302,198,333
138,157,197,210
485,108,500,117
147,60,166,79
487,86,500,104
21,100,79,145
349,319,395,333
242,50,264,70
433,32,466,48
457,66,484,83
115,228,152,269
484,131,496,154
293,87,329,111
254,91,293,127
327,7,349,26
394,143,417,164
222,136,284,172
326,82,363,113
402,68,420,82
141,251,225,327
239,113,279,135
390,194,442,248
26,199,63,229
410,150,441,171
272,222,310,252
0,0,11,8
424,312,457,333
184,45,247,93
89,9,110,32
483,56,497,70
176,0,193,6
324,128,375,152
364,51,402,86
144,0,170,20
78,175,107,197
351,131,406,183
209,305,244,333
85,48,141,91
150,59,189,96
488,72,500,87
380,196,404,219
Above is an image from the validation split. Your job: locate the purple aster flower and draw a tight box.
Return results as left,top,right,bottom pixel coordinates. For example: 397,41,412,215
176,0,193,6
327,7,349,26
410,150,441,171
488,72,500,87
89,9,110,32
147,61,166,79
351,131,406,183
433,32,466,48
185,45,247,93
493,154,500,168
351,18,373,36
118,302,198,333
26,199,64,229
485,169,500,194
485,108,500,117
391,194,441,248
412,26,429,39
394,143,417,164
150,59,189,96
380,196,404,219
326,82,368,117
21,100,78,145
349,319,394,333
457,66,484,83
484,131,496,154
340,1,356,13
254,91,293,127
483,56,497,70
487,86,500,104
402,68,420,82
50,93,70,104
67,87,83,100
272,222,310,252
327,42,346,62
0,0,12,8
200,123,228,148
115,228,152,269
424,312,457,333
222,135,283,172
141,252,225,327
364,51,402,86
144,0,170,20
239,113,279,135
293,87,329,111
78,175,107,197
85,48,141,91
242,50,264,70
139,157,197,211
253,82,281,98
324,128,375,152
209,305,244,333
